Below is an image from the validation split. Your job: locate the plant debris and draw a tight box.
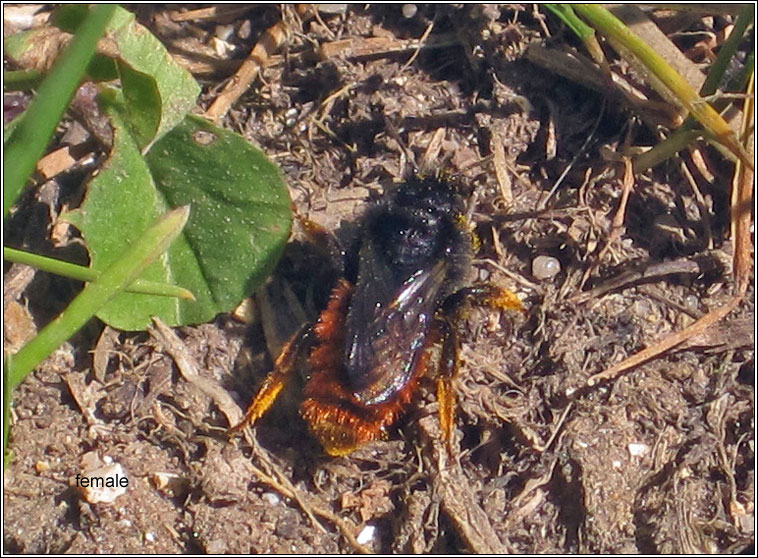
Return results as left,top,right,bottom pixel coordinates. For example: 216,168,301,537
4,5,753,554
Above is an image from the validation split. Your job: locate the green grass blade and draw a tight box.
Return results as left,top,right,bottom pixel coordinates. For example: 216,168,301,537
3,69,43,91
573,4,752,169
3,247,195,300
699,4,754,97
544,4,606,64
6,205,190,390
545,4,595,41
634,6,753,171
3,4,116,217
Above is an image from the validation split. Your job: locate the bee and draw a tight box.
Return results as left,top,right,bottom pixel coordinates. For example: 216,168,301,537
230,173,523,456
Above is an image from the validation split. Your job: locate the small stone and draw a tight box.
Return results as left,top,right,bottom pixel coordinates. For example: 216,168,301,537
317,4,348,14
78,463,129,504
532,255,561,280
152,471,182,493
215,24,234,41
402,4,418,18
357,524,376,545
684,294,700,311
284,107,299,128
262,492,280,506
628,442,648,457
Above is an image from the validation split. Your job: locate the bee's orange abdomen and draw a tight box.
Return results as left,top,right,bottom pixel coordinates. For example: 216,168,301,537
301,280,430,456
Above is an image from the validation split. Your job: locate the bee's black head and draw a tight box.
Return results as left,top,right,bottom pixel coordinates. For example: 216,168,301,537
368,175,470,279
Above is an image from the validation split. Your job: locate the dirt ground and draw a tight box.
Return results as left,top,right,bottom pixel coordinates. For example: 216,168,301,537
4,4,754,554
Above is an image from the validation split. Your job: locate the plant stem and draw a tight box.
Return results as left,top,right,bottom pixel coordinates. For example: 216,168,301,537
3,247,195,300
6,206,190,390
573,4,752,169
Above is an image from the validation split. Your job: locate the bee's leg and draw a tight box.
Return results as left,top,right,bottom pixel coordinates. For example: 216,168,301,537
229,323,313,435
435,318,460,456
435,284,524,453
442,283,524,316
295,212,347,271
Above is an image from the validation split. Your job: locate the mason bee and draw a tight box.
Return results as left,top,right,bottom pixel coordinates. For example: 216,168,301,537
231,173,522,456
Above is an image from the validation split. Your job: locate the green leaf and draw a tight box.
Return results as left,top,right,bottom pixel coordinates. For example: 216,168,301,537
4,27,118,83
53,4,200,148
62,104,173,330
5,3,288,333
103,7,201,150
63,110,291,331
144,115,292,312
6,5,201,151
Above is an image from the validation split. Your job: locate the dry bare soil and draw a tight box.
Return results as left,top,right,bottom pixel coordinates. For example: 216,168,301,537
4,5,753,554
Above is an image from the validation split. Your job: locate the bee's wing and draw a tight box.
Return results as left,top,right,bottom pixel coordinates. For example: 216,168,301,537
344,243,447,405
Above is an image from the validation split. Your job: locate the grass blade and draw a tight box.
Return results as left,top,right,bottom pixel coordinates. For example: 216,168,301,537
3,5,116,216
573,4,753,169
3,247,195,300
6,205,190,390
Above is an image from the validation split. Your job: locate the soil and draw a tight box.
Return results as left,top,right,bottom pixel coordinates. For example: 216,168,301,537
4,4,754,554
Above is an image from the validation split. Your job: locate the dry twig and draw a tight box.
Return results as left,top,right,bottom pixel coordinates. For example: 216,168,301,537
205,5,315,122
575,157,635,293
148,317,243,426
731,72,754,295
586,292,743,386
418,415,512,553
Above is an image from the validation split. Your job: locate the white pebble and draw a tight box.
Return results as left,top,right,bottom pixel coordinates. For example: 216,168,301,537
78,463,128,504
262,492,280,506
684,294,699,311
532,255,561,280
628,442,649,457
356,524,376,545
284,107,299,127
402,4,418,18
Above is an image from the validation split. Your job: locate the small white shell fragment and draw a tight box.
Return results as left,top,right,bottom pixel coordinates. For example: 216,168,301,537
356,524,376,545
78,463,129,504
532,255,561,280
684,294,699,311
628,442,649,457
262,492,281,506
215,24,234,41
152,471,183,493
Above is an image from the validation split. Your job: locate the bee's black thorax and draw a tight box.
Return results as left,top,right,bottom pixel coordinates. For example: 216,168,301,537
356,175,474,293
